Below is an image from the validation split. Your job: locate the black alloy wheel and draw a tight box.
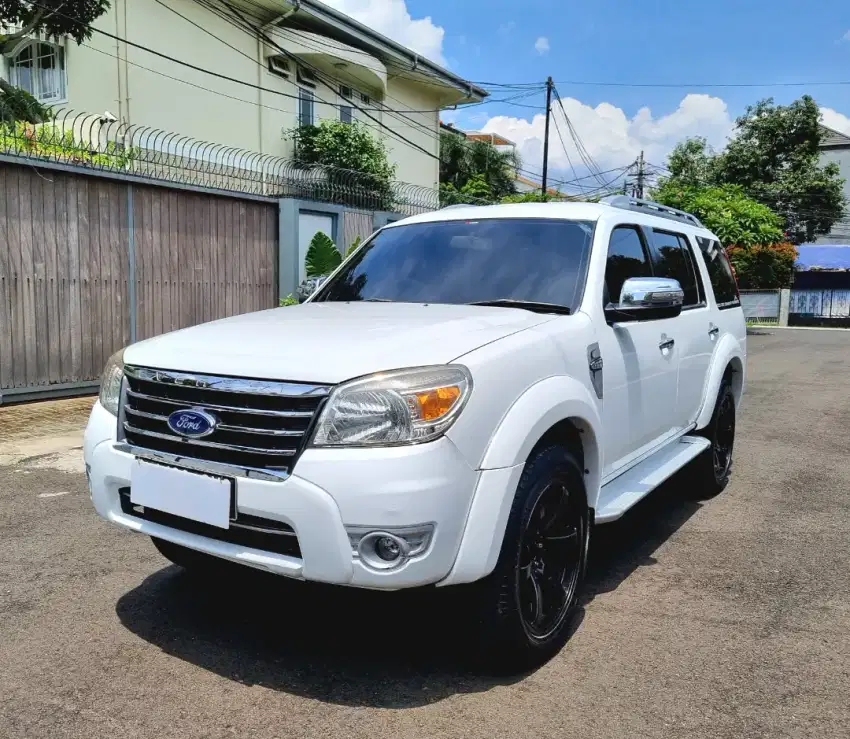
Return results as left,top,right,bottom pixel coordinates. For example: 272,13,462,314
690,380,736,499
517,480,585,641
471,445,590,672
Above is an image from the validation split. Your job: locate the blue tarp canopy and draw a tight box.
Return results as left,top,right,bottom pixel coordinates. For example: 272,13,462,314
796,244,850,270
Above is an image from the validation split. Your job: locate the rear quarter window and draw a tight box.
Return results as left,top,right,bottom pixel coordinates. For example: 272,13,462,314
696,237,740,308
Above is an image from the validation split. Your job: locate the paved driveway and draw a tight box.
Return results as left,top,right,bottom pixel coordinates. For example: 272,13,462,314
2,330,849,738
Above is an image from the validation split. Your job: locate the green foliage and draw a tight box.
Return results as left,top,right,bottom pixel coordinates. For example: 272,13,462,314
0,0,111,50
279,294,298,306
288,120,396,209
500,191,549,203
727,243,798,289
439,132,519,201
289,119,395,179
0,120,138,167
305,231,341,277
346,236,362,257
0,79,51,124
659,96,846,243
654,182,784,247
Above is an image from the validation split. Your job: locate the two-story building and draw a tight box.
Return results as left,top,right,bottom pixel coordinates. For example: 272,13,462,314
1,0,487,190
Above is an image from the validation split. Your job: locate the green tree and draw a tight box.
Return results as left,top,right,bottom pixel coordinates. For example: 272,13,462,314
654,182,784,247
439,132,519,200
660,96,846,243
0,0,111,123
288,120,396,209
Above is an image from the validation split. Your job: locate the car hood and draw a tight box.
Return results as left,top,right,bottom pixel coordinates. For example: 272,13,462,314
123,302,557,384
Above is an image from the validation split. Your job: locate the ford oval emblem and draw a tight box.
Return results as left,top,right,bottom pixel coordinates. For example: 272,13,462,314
167,408,217,438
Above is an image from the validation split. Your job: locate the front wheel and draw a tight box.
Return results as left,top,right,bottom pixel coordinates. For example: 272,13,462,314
470,445,590,673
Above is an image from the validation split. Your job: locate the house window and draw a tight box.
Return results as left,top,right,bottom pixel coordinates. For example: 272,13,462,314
360,91,371,105
299,87,315,127
340,104,352,124
9,40,66,103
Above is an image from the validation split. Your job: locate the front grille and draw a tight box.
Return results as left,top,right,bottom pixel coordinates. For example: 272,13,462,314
118,488,301,558
121,366,330,475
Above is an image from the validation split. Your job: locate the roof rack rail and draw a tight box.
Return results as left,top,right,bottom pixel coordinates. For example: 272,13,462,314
440,203,478,210
601,195,704,228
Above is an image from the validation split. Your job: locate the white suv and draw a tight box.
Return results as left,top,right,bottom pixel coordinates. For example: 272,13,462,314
84,196,745,669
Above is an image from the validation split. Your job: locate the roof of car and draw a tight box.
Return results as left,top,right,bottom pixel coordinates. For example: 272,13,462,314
390,202,716,237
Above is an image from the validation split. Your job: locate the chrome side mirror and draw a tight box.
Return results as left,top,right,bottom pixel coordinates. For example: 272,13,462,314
606,277,684,323
297,275,327,303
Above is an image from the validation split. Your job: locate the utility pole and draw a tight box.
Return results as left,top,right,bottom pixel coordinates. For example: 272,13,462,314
635,150,646,199
541,76,553,199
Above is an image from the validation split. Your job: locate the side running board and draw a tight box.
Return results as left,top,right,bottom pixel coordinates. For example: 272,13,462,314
595,435,711,523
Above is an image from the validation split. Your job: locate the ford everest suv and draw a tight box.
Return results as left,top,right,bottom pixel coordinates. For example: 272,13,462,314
84,196,745,669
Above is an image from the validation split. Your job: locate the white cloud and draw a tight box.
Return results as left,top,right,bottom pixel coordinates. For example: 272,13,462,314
320,0,446,65
534,36,550,55
820,107,850,135
481,94,735,187
841,30,850,42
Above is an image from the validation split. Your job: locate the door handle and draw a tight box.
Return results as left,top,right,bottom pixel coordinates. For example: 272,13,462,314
659,337,675,351
708,325,720,337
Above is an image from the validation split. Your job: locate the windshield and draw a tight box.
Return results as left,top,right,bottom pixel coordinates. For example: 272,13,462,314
313,218,595,312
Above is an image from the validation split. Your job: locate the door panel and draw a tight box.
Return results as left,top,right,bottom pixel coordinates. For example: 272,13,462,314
599,317,680,479
598,225,682,479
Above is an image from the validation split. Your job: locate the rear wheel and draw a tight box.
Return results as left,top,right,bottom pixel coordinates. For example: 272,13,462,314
470,445,590,673
690,381,736,499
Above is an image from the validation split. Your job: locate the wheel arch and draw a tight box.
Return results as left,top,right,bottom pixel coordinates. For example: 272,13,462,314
695,336,746,430
439,377,602,587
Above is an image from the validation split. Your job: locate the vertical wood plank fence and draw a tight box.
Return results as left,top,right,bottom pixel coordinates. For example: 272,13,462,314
0,162,277,401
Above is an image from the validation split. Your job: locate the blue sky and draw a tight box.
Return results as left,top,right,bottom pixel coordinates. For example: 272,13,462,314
325,0,850,190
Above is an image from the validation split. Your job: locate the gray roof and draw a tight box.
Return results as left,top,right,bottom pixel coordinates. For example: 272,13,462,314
819,124,850,149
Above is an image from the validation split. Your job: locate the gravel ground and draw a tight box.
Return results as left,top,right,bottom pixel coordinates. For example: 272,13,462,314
2,330,849,739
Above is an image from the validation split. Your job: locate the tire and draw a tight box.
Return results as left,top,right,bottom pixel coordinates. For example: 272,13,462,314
469,444,590,673
689,380,736,500
150,536,223,572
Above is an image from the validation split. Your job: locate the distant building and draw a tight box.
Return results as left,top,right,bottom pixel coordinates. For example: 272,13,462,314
816,125,850,243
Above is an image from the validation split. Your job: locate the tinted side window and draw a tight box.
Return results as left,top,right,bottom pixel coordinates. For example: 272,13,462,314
696,237,740,307
652,230,700,307
605,226,651,303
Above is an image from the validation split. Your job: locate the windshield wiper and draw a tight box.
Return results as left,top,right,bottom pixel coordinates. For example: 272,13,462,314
468,299,571,315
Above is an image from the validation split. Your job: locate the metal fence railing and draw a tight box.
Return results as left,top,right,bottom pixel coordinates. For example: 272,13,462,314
739,289,781,326
790,289,850,318
0,108,444,215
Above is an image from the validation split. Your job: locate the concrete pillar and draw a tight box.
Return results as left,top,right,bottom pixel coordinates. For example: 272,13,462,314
779,288,791,326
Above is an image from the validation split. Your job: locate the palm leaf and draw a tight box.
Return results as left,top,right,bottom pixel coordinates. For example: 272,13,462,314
305,231,341,277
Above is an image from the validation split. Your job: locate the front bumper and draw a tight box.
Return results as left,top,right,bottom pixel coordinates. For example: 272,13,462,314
84,401,480,589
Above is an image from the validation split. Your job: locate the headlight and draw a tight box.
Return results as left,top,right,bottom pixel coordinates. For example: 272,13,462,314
312,366,472,447
98,350,125,416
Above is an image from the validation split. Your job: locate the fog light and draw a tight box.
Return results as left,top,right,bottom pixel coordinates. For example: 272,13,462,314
375,536,402,562
345,524,435,571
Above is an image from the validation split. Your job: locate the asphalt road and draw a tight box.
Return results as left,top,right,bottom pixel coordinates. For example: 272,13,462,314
2,330,849,738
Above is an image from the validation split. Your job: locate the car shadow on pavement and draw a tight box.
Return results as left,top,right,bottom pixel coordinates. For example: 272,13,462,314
115,470,702,708
584,468,703,601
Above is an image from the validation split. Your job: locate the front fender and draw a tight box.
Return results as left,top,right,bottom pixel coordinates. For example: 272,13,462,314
695,333,746,429
439,376,602,587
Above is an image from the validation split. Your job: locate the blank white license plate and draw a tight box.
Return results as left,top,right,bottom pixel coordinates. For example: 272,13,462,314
130,460,233,529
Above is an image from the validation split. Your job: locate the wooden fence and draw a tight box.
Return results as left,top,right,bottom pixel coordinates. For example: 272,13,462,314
0,161,278,400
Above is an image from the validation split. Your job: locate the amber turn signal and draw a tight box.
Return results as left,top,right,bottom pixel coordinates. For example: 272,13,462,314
414,385,462,421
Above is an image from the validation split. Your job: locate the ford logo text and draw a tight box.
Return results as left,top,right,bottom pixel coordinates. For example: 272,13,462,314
167,409,217,438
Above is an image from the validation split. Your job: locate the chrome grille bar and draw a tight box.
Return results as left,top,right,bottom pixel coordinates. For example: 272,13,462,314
123,406,305,437
123,424,299,456
125,389,315,418
125,366,330,398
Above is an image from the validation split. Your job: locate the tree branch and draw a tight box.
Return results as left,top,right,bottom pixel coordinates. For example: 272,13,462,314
0,8,46,48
